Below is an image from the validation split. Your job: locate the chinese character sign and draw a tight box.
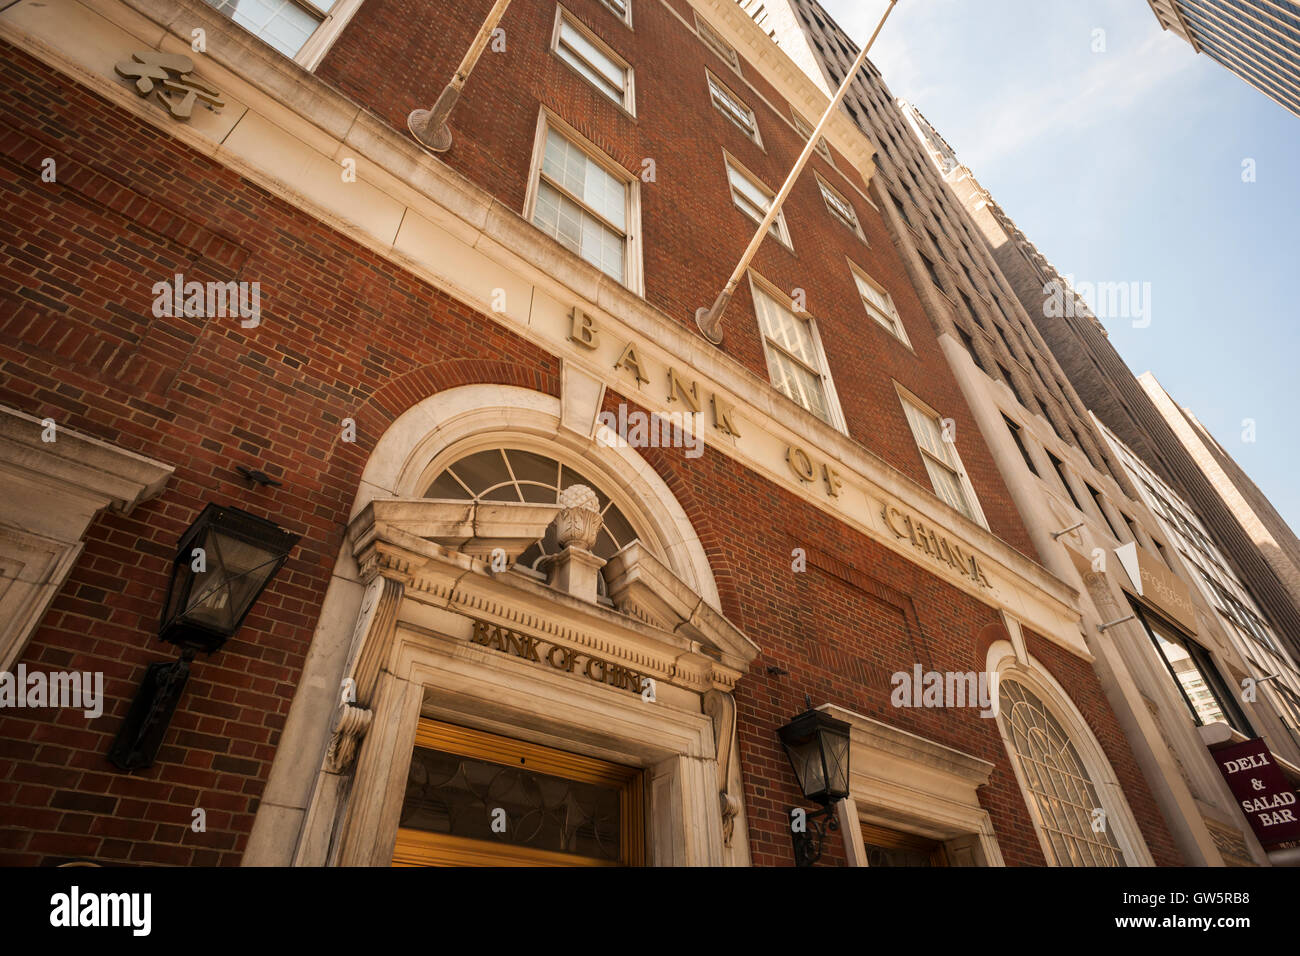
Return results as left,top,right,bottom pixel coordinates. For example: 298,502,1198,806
115,51,224,120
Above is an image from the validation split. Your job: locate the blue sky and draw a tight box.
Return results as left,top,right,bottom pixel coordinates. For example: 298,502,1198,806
822,0,1300,532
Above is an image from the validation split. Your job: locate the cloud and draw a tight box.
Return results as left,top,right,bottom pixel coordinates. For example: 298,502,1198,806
822,0,1202,168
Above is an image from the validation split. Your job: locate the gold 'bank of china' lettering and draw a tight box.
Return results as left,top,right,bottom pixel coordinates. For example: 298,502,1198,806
471,619,646,695
883,505,991,588
785,444,843,498
569,308,741,438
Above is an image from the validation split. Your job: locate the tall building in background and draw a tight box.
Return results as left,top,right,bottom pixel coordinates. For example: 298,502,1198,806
745,0,1300,864
900,96,1300,663
1100,416,1300,766
1141,374,1300,625
1148,0,1300,118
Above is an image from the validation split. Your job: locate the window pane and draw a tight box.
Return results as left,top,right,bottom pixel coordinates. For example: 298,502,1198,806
766,348,829,422
820,182,858,229
698,18,739,69
1000,679,1126,867
923,458,971,519
727,164,782,240
904,400,977,519
753,288,816,366
709,77,756,136
854,273,900,333
544,129,626,229
560,22,625,89
557,21,627,105
401,746,623,862
537,127,628,282
903,402,949,464
753,288,829,421
1150,629,1231,727
204,0,320,57
535,182,624,283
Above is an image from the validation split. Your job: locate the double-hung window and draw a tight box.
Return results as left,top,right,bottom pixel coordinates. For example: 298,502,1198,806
529,116,639,289
695,13,740,71
202,0,360,65
900,393,984,524
750,279,841,427
792,110,833,164
597,0,632,27
553,8,635,113
817,174,863,238
725,156,790,247
850,264,908,345
708,71,761,144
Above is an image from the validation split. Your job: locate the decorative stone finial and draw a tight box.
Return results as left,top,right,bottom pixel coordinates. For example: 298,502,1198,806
555,484,602,551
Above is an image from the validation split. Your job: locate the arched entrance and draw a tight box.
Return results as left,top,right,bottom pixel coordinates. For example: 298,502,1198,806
244,385,757,866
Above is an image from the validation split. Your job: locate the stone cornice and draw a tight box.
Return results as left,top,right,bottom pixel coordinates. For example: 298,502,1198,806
0,403,173,515
821,702,995,787
685,0,877,185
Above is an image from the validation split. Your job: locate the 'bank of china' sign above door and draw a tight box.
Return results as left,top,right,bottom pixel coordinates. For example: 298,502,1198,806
565,307,993,591
470,619,651,697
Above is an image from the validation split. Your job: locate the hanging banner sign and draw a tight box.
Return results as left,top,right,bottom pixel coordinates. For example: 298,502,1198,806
1209,737,1300,847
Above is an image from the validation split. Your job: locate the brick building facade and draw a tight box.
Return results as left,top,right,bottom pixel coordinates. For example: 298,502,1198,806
0,0,1190,867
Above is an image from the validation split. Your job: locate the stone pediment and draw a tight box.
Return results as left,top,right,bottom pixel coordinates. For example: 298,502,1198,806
346,498,759,691
604,541,758,673
348,497,559,562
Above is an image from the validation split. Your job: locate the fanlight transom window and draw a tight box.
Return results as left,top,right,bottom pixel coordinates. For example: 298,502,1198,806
424,448,644,600
999,678,1126,867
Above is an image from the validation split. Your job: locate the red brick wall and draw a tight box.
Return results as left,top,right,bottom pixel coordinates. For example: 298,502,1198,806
317,0,1036,557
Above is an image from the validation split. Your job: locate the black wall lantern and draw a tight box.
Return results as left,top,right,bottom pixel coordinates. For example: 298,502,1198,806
108,504,299,771
778,704,852,866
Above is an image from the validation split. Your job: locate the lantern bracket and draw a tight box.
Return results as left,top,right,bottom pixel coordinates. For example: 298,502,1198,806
787,803,839,867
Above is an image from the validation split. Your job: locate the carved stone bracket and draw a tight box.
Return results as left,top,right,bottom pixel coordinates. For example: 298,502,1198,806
324,574,404,779
325,703,374,774
703,689,740,848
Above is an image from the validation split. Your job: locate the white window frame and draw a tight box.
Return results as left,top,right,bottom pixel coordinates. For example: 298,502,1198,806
791,110,833,165
724,152,790,249
747,273,847,432
707,70,762,146
896,385,988,528
596,0,632,28
204,0,367,69
523,109,643,295
849,261,911,348
816,173,864,239
550,6,636,115
694,12,740,72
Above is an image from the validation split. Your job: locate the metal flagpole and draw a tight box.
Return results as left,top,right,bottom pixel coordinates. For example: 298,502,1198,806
408,0,515,153
695,0,898,345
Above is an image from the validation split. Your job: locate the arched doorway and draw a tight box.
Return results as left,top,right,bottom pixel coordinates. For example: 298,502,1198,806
244,385,757,867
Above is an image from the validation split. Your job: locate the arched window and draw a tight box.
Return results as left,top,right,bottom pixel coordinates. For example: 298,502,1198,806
424,448,647,602
998,678,1126,866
